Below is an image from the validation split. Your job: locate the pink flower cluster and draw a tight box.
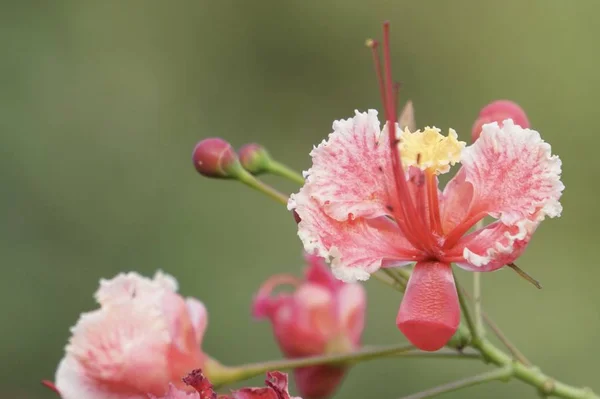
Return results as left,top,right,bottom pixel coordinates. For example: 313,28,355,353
51,272,209,399
46,22,565,399
253,254,366,398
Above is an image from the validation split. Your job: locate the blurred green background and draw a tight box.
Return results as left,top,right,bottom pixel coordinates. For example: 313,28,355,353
2,1,599,398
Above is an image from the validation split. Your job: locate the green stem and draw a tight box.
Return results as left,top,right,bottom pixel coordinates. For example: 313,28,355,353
455,274,477,340
210,344,478,387
480,310,532,367
267,160,305,185
474,339,596,398
373,270,403,291
383,268,407,290
460,286,532,367
237,171,289,206
473,221,485,340
399,366,513,399
374,268,596,398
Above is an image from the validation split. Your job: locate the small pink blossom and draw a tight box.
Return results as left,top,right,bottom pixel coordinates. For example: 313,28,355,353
289,24,563,351
252,254,366,398
152,370,301,399
53,271,209,399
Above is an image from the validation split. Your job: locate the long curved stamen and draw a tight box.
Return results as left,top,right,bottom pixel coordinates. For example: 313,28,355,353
381,22,429,246
443,211,488,249
367,38,423,251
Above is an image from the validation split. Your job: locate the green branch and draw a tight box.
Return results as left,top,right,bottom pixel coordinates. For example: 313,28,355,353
399,366,513,399
209,344,478,388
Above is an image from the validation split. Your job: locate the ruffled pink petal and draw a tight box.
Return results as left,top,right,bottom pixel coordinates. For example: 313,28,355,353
396,262,460,351
462,119,563,225
56,356,148,399
289,194,421,282
302,109,396,222
57,303,172,398
94,271,178,308
447,219,537,272
449,120,563,267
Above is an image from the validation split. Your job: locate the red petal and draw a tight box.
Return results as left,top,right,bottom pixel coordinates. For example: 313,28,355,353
396,261,460,351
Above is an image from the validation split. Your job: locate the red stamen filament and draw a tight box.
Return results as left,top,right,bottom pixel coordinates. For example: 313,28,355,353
443,211,488,249
426,169,443,236
368,38,423,250
415,175,428,229
367,40,387,119
381,22,429,246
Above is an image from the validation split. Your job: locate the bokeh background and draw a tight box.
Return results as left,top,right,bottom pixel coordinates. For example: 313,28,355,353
2,1,599,398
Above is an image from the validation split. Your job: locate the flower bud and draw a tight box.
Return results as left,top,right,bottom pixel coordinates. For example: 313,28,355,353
471,100,530,142
52,271,214,399
253,255,366,399
192,138,243,179
238,143,273,175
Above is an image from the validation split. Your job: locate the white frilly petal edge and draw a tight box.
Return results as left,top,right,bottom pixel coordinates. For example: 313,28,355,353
288,195,380,283
458,119,564,269
56,356,147,399
463,219,536,269
329,246,373,282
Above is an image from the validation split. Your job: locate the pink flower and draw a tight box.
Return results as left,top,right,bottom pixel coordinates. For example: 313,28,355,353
252,254,366,398
151,369,301,399
289,24,563,351
53,271,209,399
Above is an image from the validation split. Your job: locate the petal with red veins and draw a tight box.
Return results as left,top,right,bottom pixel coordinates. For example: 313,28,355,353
447,219,537,272
440,168,473,234
57,302,171,398
302,109,396,221
447,119,563,268
289,194,421,282
461,119,563,225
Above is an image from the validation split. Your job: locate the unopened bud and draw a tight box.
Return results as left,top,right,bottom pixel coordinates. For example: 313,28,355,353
238,143,272,175
471,100,530,142
192,138,243,179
